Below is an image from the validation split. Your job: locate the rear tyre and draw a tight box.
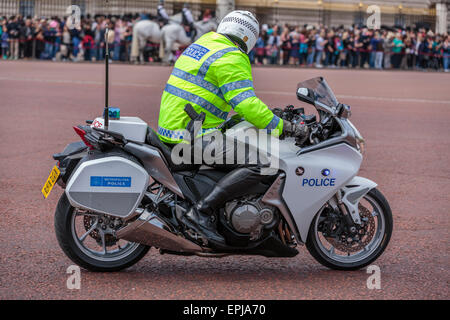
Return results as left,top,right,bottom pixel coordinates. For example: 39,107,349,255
306,188,393,270
54,193,150,272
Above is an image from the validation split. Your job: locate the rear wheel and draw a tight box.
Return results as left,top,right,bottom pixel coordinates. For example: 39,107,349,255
306,188,393,270
54,193,150,272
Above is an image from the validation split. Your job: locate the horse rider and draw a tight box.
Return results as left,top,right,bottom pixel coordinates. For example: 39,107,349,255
181,3,196,40
157,0,169,26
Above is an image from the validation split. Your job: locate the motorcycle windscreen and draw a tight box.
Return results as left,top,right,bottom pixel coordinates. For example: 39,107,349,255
65,156,149,218
297,77,339,108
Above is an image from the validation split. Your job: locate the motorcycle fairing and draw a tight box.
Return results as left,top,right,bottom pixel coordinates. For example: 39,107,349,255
227,120,366,243
124,142,184,198
280,142,363,242
339,176,378,225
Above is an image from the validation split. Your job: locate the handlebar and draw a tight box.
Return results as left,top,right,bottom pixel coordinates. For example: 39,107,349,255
276,105,337,147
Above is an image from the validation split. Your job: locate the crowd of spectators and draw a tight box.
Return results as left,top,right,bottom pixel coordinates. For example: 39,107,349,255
251,23,449,72
0,14,134,62
1,14,449,72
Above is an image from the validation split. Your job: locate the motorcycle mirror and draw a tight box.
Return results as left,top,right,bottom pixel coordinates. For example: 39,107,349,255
296,87,316,105
338,103,352,119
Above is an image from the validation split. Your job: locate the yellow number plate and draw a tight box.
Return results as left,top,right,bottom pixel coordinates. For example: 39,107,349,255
42,166,60,199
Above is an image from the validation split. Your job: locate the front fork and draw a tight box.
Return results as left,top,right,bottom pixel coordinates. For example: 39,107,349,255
328,192,359,235
328,177,378,231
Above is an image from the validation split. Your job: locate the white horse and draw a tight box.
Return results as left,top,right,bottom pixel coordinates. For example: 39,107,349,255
130,19,161,63
160,17,218,63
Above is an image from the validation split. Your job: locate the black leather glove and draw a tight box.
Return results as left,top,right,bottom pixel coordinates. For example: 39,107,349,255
272,108,283,118
272,106,295,121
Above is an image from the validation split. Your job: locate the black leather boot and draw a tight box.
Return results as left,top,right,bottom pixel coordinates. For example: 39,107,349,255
181,168,273,249
180,206,226,247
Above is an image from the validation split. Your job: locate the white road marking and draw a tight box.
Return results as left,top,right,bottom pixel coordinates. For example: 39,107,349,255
1,76,449,105
0,76,161,88
336,94,449,105
257,90,450,105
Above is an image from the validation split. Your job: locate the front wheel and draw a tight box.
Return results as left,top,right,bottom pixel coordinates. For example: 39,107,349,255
54,193,150,272
306,188,393,270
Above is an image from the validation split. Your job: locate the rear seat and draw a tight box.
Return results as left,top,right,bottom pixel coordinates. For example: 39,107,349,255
146,128,199,172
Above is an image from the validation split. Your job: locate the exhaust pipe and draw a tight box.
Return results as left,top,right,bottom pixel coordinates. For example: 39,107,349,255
116,209,203,253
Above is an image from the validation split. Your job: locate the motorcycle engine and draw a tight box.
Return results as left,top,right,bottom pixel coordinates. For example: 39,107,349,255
224,196,278,240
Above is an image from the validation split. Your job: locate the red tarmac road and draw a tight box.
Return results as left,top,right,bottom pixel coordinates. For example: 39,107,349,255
0,61,449,299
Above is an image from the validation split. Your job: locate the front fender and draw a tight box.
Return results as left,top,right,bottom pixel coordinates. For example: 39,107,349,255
341,176,377,224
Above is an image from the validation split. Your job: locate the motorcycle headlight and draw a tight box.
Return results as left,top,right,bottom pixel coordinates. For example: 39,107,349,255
347,120,365,155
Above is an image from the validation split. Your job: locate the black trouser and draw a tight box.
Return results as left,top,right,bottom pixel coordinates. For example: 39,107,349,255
189,23,197,41
360,51,369,67
199,132,275,214
176,131,276,214
391,53,402,68
24,40,33,58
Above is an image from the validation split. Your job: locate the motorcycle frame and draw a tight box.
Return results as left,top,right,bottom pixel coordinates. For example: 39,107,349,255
63,116,377,246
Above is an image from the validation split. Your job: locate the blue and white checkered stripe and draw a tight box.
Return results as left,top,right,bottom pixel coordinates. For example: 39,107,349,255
265,114,281,132
170,47,240,103
164,84,229,120
220,80,254,95
157,126,186,140
165,46,254,124
229,89,256,109
171,67,225,100
157,126,217,140
198,47,239,77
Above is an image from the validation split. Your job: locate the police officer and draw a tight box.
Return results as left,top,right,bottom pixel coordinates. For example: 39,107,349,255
181,3,196,39
157,11,308,247
157,0,169,25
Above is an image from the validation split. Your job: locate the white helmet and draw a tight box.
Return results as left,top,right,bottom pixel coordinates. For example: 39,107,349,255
217,10,259,54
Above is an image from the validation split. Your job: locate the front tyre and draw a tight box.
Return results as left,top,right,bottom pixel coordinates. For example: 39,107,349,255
54,193,150,272
306,188,393,270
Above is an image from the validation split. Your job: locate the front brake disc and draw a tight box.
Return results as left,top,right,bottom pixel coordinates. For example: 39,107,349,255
325,204,375,253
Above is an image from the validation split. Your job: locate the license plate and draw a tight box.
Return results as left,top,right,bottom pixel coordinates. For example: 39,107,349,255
42,166,60,199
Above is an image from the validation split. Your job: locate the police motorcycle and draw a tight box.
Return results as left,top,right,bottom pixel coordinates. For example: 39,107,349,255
43,40,392,271
42,73,393,271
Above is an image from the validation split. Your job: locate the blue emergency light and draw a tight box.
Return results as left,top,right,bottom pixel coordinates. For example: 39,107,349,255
103,107,120,120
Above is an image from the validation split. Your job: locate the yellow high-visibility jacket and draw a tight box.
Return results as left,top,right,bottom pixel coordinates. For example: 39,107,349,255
157,31,283,143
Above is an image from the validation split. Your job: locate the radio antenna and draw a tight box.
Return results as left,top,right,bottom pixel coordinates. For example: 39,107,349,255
104,26,109,130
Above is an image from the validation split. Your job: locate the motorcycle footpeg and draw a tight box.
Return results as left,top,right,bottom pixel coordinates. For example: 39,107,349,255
185,228,208,246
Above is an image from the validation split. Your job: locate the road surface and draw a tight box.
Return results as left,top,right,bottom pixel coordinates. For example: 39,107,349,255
0,61,449,299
